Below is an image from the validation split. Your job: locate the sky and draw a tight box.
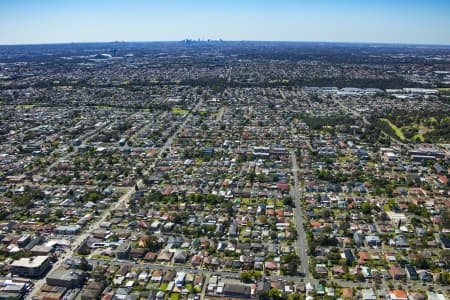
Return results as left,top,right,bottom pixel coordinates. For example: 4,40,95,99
0,0,450,45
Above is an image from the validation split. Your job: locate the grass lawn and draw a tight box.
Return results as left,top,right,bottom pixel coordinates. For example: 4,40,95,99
0,81,13,86
172,107,189,114
91,254,112,260
337,155,355,162
16,104,37,108
380,118,406,140
412,133,424,142
93,105,114,109
160,283,168,291
239,230,249,240
367,161,375,167
146,282,158,290
313,208,322,214
268,79,289,83
249,198,257,205
171,293,180,300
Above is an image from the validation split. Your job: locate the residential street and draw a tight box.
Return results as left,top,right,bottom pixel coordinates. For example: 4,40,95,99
290,150,310,279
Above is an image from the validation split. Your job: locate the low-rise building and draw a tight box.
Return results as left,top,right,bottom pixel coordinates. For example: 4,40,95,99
10,256,51,278
46,268,85,288
55,225,81,235
222,283,251,298
116,241,130,259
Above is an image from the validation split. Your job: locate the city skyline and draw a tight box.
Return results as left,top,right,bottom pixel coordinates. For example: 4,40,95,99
1,0,450,45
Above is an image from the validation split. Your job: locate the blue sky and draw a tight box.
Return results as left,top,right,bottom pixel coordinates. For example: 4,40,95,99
0,0,449,45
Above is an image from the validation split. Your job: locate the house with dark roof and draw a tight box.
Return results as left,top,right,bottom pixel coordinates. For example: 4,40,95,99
440,237,450,249
163,270,176,283
116,241,130,259
173,250,188,263
129,247,146,259
343,249,354,266
80,281,105,300
405,264,418,280
222,284,251,298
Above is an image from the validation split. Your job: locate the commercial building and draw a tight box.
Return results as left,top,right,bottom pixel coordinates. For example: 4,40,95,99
46,268,85,288
10,256,51,278
55,225,81,235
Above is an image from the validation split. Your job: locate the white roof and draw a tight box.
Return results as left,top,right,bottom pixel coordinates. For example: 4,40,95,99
11,256,48,268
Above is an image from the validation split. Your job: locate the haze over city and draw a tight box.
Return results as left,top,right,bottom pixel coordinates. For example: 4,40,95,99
1,0,450,45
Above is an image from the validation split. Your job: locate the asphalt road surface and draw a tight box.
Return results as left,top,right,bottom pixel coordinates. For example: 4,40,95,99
290,150,310,278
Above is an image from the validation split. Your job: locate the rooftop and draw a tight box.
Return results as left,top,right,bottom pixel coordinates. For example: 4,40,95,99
11,256,48,268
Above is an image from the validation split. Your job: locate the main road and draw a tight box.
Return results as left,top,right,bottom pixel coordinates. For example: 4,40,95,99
290,150,310,279
26,98,203,299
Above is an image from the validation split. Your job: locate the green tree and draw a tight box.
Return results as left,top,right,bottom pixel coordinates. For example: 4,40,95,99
143,236,163,252
281,253,301,276
440,271,450,285
287,294,303,300
252,271,262,281
268,288,282,300
283,196,294,207
361,202,372,214
258,291,269,300
84,191,102,202
240,271,252,283
411,253,429,269
55,209,64,218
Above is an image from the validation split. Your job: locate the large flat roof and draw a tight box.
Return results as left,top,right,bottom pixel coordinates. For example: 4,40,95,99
11,256,48,268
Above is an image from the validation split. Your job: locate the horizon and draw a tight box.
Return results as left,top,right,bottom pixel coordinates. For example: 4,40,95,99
2,39,450,48
1,0,450,46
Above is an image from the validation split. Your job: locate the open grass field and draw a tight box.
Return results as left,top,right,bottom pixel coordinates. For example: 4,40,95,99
380,118,406,140
0,81,13,86
16,104,37,108
437,87,450,92
379,114,448,142
93,105,114,109
268,79,290,83
172,107,189,114
412,133,425,142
